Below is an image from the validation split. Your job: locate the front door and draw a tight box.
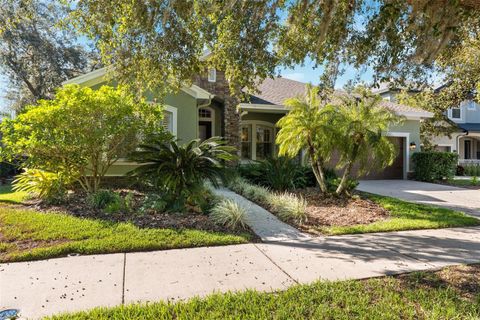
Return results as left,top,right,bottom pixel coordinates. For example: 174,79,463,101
198,121,212,141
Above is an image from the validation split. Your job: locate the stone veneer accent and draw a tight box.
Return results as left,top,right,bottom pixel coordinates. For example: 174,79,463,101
194,70,240,151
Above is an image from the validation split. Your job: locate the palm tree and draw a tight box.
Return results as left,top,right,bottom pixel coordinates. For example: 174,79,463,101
333,88,403,195
276,84,336,193
128,136,237,206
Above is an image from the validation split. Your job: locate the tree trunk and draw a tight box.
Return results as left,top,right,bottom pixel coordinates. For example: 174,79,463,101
336,144,359,195
307,143,328,193
335,161,354,195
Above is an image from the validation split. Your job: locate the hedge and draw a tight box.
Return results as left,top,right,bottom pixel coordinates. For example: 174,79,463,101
412,152,458,182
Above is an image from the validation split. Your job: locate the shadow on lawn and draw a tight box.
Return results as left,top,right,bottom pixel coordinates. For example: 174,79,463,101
399,264,480,300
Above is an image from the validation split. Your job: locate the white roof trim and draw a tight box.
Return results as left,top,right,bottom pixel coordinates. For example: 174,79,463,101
396,110,434,119
63,67,108,85
239,103,433,119
238,103,289,113
63,67,213,101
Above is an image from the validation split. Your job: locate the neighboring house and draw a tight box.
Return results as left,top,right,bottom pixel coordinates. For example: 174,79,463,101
375,83,480,166
64,71,433,180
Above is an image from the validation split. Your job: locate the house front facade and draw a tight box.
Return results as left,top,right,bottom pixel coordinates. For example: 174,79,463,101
375,83,480,167
64,70,433,180
431,100,480,166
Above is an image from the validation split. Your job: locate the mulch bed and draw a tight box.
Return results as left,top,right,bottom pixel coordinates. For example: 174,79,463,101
14,189,257,238
293,188,390,234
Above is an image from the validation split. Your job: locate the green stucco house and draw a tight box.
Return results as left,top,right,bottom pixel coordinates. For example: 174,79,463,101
64,68,433,180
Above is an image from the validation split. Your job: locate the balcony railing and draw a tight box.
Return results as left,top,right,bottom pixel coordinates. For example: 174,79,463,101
458,159,480,166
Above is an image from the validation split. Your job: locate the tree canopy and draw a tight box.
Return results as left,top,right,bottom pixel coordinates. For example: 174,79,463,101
0,0,97,111
66,0,480,96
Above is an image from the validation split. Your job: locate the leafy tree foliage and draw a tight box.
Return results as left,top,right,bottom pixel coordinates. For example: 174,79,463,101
276,84,336,193
0,0,96,111
68,0,282,97
332,89,402,195
0,85,165,193
66,0,479,96
398,27,480,146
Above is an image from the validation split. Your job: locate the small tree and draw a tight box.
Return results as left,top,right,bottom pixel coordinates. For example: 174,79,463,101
0,84,165,193
276,84,336,193
333,89,403,195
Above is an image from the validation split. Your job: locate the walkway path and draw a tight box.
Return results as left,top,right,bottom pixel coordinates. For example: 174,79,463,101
358,180,480,218
2,189,480,319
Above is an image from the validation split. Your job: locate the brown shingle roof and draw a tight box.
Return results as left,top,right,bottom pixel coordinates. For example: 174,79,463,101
248,77,432,117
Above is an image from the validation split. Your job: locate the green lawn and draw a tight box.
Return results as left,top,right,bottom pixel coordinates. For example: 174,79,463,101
47,265,480,320
0,184,27,204
442,178,480,188
0,186,251,263
321,193,480,235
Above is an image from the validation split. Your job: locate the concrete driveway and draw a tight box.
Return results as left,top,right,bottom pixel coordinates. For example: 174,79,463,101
358,180,480,218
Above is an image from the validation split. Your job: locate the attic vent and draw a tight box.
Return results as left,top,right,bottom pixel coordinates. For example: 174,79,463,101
208,68,216,82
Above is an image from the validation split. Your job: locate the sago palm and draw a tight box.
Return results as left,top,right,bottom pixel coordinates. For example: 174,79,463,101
333,89,403,195
276,84,336,193
128,136,237,205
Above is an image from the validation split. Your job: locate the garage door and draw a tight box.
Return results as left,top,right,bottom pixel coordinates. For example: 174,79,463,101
360,137,405,180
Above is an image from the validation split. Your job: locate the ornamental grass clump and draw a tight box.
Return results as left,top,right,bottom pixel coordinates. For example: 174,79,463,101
268,192,307,224
210,199,248,230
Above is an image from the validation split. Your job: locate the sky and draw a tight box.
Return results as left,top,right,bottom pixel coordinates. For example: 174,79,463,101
278,59,374,88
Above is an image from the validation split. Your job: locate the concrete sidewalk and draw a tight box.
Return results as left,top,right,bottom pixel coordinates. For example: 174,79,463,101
2,226,480,319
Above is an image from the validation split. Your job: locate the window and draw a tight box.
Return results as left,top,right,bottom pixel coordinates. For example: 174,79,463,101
161,105,177,136
241,125,252,159
208,68,216,82
198,108,212,119
451,107,461,119
163,111,173,133
256,125,273,160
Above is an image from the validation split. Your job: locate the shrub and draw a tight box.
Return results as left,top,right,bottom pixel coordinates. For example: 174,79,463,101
129,136,236,212
228,177,270,204
88,189,121,209
238,157,307,191
412,152,458,182
12,169,69,203
268,192,307,224
0,85,166,193
139,193,167,214
326,177,359,194
237,158,338,191
464,164,480,177
472,176,478,186
210,199,248,230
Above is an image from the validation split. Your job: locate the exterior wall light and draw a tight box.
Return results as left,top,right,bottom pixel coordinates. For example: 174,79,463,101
409,142,417,150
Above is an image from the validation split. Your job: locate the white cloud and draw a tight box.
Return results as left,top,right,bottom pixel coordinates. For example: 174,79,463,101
282,72,305,82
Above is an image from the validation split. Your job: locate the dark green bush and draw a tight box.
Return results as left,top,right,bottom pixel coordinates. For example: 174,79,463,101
412,152,458,182
88,189,121,209
238,158,338,191
238,157,306,191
